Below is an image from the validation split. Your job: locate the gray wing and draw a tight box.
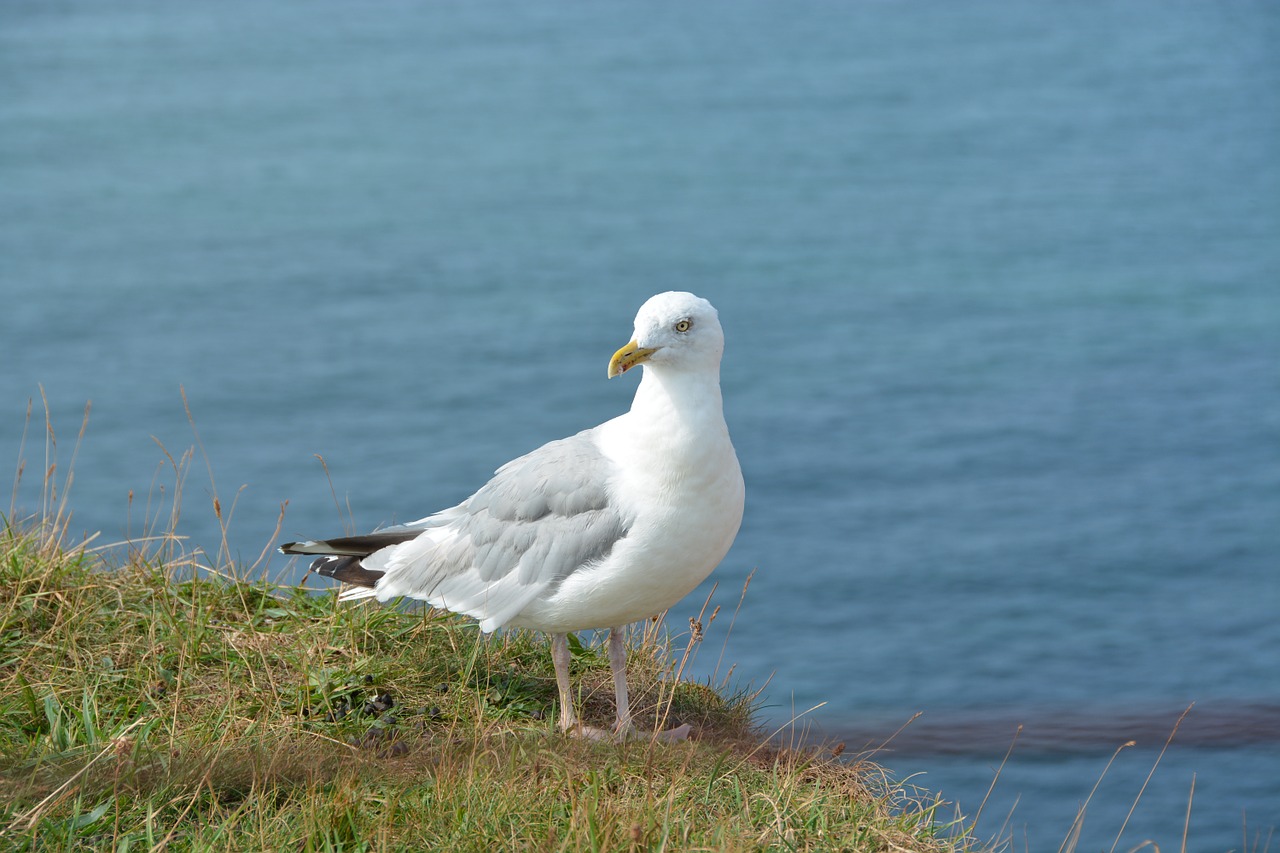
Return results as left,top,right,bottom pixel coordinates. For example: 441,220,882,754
362,428,634,631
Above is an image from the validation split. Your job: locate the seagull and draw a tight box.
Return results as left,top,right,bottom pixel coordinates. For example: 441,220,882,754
281,292,745,740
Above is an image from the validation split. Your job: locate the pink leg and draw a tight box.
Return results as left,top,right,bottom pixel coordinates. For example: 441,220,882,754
608,627,633,735
551,633,577,732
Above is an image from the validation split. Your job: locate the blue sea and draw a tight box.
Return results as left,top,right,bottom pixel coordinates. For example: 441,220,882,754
3,2,1277,848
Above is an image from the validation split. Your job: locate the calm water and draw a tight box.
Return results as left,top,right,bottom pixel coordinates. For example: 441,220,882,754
3,2,1278,848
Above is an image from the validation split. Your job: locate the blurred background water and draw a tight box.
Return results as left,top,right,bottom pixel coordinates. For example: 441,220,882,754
3,1,1277,848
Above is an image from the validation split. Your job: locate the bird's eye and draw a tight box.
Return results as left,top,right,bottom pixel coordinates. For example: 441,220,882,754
674,319,692,333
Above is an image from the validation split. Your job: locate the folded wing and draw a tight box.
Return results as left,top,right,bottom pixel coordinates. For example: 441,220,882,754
284,429,634,633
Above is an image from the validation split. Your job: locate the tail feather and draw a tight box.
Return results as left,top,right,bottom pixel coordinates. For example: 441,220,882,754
280,530,423,590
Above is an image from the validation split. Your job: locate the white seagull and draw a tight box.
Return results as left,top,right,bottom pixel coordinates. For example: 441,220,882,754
281,292,744,740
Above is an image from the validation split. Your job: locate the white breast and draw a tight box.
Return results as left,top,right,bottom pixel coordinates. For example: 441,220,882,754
510,385,745,633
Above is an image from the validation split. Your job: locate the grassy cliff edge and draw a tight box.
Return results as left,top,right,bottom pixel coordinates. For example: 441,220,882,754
0,517,969,852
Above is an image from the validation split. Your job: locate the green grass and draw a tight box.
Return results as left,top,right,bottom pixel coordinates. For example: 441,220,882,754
0,397,971,851
0,519,970,852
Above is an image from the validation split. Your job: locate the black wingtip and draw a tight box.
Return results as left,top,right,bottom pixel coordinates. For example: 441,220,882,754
280,531,422,558
310,555,385,588
281,530,420,588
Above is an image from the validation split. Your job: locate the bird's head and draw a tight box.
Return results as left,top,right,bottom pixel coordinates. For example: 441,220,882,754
608,292,724,379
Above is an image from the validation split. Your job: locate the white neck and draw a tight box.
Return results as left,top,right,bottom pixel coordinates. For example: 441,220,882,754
594,363,730,481
633,361,724,425
594,360,739,503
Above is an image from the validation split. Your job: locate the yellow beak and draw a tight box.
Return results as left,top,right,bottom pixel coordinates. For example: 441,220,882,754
608,340,659,378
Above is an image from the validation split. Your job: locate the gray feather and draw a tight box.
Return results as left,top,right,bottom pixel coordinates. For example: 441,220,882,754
365,430,634,618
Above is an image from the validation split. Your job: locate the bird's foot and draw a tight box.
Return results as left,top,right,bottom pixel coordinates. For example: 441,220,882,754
567,724,618,742
563,722,692,743
651,723,693,743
